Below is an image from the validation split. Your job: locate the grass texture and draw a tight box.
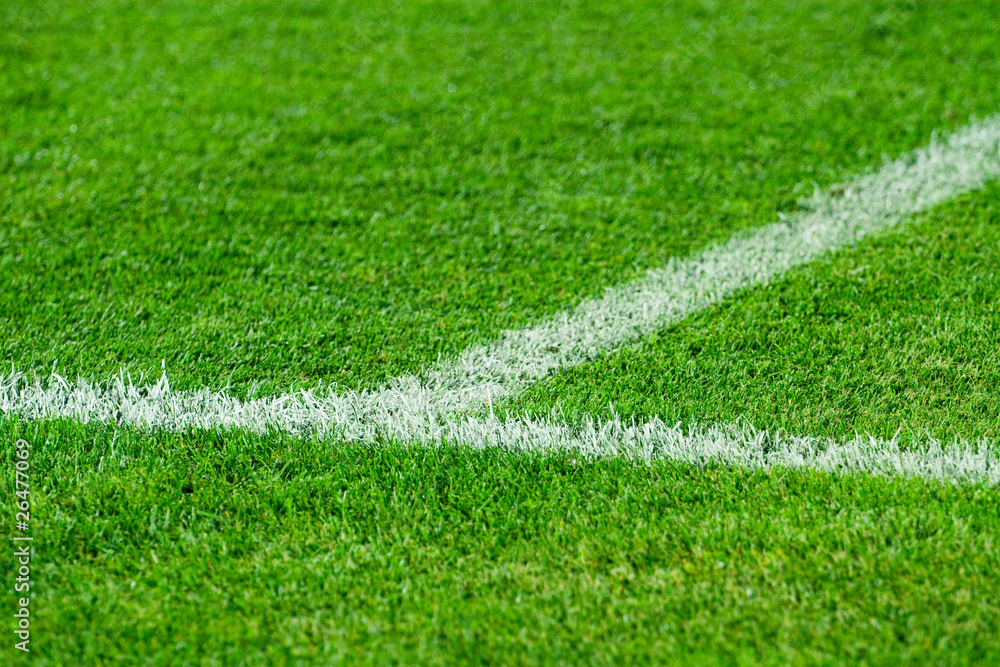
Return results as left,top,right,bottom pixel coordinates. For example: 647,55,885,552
506,185,1000,443
3,418,999,666
3,1,1000,665
3,0,1000,394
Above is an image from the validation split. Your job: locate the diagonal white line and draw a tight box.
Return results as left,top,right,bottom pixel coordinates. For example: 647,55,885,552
3,115,1000,483
429,115,1000,410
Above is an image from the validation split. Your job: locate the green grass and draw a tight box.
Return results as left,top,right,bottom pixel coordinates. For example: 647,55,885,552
4,1,1000,665
3,418,999,666
3,0,1000,394
505,185,1000,443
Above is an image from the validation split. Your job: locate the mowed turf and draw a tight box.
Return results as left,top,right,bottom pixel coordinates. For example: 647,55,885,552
5,183,1000,665
4,1,1000,666
2,0,1000,394
2,418,999,666
506,185,1000,444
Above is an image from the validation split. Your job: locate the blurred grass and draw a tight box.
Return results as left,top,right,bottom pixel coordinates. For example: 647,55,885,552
2,0,999,394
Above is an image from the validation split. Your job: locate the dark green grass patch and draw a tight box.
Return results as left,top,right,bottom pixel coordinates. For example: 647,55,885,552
3,0,1000,394
3,418,999,666
506,185,1000,443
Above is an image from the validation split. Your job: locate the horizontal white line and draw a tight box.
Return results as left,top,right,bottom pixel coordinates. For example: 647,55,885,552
1,372,996,484
4,115,1000,483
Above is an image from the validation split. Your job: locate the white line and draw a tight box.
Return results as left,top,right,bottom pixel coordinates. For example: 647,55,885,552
432,116,1000,410
1,372,996,484
3,115,1000,483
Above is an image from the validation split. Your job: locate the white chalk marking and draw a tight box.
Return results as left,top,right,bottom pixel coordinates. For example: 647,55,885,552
2,372,997,484
4,115,1000,483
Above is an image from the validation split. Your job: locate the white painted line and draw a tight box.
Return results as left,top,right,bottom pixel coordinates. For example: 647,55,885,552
1,371,997,484
3,115,1000,483
431,115,1000,410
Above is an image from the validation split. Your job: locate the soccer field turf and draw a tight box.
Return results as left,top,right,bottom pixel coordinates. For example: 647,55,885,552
3,1,1000,664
